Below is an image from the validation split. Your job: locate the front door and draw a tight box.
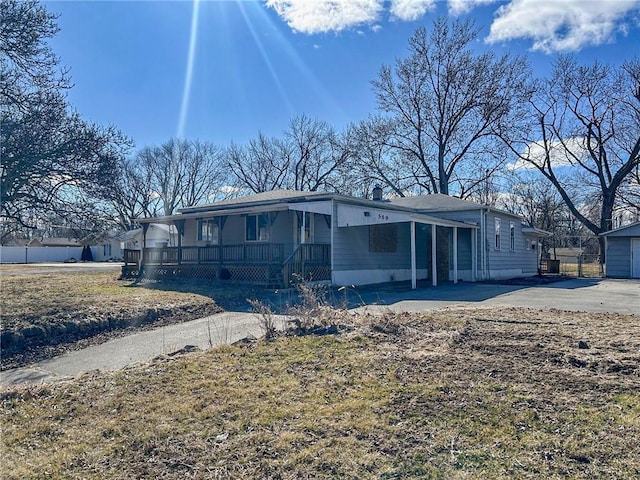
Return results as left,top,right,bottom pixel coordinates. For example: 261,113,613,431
295,212,314,245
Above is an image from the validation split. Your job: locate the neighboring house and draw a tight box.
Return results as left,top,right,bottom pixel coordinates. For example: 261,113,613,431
95,232,124,262
600,222,640,279
26,237,82,247
123,189,549,288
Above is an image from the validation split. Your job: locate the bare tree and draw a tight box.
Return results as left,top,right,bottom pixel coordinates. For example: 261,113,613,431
226,114,349,193
226,134,290,193
502,57,640,260
109,139,229,227
284,115,349,191
1,0,129,234
108,157,157,230
343,116,416,198
371,18,530,197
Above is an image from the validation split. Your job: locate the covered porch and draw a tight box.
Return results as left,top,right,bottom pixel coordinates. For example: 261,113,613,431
121,205,332,287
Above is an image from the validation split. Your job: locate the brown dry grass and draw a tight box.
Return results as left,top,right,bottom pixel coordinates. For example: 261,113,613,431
0,269,215,328
2,306,638,479
0,268,244,368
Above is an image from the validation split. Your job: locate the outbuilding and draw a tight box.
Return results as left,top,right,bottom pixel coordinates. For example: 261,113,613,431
600,222,640,279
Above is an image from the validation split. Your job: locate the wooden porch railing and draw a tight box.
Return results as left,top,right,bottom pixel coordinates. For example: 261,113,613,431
123,243,330,287
123,249,141,265
282,243,331,287
124,244,286,266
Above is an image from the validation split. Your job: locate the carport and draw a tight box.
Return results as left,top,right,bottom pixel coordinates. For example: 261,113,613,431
334,201,478,289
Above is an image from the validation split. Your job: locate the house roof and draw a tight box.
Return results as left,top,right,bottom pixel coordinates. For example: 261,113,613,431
522,226,552,237
179,190,327,214
389,194,521,218
115,229,142,241
28,237,82,247
599,221,640,237
141,189,523,227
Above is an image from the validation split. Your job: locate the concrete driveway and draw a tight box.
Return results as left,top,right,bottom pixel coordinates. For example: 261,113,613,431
1,278,637,387
353,278,639,315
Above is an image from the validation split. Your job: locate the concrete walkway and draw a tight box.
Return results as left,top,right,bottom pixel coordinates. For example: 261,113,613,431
1,312,287,387
2,278,637,386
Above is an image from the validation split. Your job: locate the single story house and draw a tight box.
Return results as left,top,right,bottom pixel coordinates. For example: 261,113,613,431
600,222,640,279
123,189,549,288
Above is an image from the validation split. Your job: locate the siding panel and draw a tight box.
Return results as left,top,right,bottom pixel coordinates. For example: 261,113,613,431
606,237,631,278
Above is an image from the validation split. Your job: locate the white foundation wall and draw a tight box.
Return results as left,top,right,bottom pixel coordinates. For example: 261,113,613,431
486,268,531,280
449,269,474,282
333,268,429,286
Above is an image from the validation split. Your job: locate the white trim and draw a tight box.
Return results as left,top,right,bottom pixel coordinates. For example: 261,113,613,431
336,203,475,229
288,201,333,216
509,221,515,251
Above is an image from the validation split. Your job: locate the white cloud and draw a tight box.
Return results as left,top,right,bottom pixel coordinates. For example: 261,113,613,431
448,0,499,16
265,0,639,53
389,0,435,22
508,137,587,171
264,0,383,34
486,0,640,53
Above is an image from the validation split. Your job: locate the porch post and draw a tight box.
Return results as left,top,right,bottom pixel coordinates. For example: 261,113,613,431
173,219,185,265
453,227,458,284
410,221,416,290
141,223,149,273
471,228,477,282
431,225,437,287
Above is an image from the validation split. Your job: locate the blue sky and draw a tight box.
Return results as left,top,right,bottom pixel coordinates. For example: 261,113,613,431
45,0,640,151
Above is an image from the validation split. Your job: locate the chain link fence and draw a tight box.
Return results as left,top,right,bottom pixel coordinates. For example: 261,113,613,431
540,235,604,278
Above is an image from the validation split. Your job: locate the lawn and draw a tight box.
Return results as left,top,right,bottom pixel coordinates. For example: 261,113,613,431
0,266,257,369
2,306,638,479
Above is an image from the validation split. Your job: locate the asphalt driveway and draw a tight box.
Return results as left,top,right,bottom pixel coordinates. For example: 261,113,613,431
2,278,637,386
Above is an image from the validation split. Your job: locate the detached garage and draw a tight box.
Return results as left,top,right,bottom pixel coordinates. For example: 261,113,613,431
601,222,640,279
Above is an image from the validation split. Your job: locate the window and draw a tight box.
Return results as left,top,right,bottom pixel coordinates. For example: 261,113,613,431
246,214,269,242
510,222,515,250
370,224,398,253
103,243,111,257
198,219,219,244
495,218,501,250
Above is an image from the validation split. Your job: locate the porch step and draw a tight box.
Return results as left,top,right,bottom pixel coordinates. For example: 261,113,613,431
268,272,284,288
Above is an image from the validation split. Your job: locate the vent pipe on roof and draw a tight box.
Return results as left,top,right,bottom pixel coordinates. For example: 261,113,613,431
372,185,383,201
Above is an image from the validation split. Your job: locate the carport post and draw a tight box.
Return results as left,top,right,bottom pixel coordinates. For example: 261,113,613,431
453,226,458,284
471,228,477,281
411,221,416,289
432,225,437,287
